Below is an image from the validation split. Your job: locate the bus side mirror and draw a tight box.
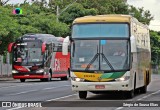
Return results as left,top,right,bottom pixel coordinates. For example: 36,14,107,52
62,36,70,55
42,43,46,53
8,42,15,53
130,35,137,53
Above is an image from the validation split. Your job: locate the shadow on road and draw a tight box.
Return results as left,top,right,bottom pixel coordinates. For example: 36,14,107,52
86,91,146,100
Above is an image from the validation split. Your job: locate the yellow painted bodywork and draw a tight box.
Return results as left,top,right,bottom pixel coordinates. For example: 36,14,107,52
73,15,131,24
74,72,112,82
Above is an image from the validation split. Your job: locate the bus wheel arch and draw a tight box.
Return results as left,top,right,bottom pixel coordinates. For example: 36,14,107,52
48,69,52,81
140,71,148,94
61,69,70,81
146,71,150,85
43,69,52,82
126,72,136,98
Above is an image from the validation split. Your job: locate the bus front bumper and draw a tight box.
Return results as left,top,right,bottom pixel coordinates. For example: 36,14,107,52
12,73,49,79
71,80,132,91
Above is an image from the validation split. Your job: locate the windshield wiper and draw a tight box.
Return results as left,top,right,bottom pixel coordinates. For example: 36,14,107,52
85,45,115,71
85,45,99,71
101,53,114,71
101,46,114,71
85,53,99,71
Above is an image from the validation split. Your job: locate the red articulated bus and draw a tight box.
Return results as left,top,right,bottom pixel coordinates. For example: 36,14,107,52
8,34,70,82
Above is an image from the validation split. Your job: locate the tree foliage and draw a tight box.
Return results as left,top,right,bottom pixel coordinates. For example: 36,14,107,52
128,6,153,25
150,31,160,64
0,0,157,64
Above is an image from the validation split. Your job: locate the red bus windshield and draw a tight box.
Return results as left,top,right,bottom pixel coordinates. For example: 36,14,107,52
13,40,43,66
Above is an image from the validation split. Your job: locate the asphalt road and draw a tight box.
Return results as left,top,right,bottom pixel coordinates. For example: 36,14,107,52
0,74,160,110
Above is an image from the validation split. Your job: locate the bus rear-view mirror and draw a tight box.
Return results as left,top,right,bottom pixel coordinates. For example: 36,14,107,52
130,35,137,53
62,36,70,55
8,42,15,53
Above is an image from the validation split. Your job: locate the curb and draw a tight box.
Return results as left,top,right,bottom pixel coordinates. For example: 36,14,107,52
0,76,14,81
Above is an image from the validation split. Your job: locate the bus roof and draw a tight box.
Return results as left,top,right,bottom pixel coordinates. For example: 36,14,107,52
23,33,56,39
73,15,132,24
73,14,148,29
17,33,57,43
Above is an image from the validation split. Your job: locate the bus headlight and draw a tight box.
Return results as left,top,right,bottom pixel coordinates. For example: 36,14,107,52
115,76,130,81
71,77,85,82
12,70,19,74
36,69,44,73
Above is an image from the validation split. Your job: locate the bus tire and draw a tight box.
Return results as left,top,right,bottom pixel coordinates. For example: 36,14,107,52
79,91,87,99
127,90,134,99
40,79,45,82
61,76,68,80
20,79,25,82
140,85,147,94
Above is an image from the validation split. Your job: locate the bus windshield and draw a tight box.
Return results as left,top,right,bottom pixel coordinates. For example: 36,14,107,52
13,41,43,66
71,40,130,71
72,23,129,38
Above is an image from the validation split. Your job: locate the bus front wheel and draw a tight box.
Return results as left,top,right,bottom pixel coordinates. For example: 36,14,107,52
20,79,25,82
79,91,87,99
126,90,134,99
61,76,68,80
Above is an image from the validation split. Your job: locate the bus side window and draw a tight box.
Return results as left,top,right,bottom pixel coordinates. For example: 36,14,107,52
56,43,62,52
53,44,58,52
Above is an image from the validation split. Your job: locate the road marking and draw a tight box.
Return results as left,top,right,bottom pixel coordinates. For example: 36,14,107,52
6,107,22,110
137,98,142,101
0,84,34,89
42,85,70,90
115,89,160,110
137,89,160,101
7,85,70,96
46,94,77,101
115,107,124,110
8,89,37,95
0,81,70,89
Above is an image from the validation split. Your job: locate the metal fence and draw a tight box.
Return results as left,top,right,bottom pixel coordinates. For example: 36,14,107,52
0,63,12,77
0,55,12,77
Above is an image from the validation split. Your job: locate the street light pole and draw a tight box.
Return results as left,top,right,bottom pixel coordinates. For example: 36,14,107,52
56,0,78,22
56,5,59,22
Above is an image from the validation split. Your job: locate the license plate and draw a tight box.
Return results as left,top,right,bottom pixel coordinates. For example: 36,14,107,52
95,85,105,89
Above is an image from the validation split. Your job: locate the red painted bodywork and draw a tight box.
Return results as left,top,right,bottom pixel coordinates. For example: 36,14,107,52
8,42,15,53
13,74,49,79
52,52,70,77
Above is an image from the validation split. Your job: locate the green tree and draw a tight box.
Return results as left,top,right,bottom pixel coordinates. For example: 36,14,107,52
0,3,70,55
128,6,153,25
77,0,128,14
150,31,160,64
59,3,98,26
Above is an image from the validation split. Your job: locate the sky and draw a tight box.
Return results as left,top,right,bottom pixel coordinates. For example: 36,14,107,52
127,0,160,31
7,0,160,31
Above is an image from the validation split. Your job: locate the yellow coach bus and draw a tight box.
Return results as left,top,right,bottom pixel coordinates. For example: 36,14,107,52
63,14,151,99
